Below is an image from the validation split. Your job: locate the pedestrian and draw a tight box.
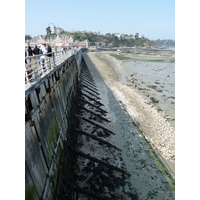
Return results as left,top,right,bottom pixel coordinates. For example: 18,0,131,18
25,48,33,81
46,44,53,68
47,44,52,57
40,43,47,73
32,45,40,55
28,46,33,63
25,51,27,64
32,45,40,72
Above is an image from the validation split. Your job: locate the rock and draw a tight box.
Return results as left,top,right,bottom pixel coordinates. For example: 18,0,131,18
104,186,110,193
104,193,112,198
150,97,159,103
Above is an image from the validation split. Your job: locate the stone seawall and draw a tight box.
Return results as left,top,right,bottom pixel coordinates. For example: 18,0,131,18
25,50,82,200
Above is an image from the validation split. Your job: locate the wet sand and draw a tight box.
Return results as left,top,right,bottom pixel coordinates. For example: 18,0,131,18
86,49,175,177
110,50,175,128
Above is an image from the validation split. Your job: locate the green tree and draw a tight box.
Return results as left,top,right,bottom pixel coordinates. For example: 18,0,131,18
25,35,32,41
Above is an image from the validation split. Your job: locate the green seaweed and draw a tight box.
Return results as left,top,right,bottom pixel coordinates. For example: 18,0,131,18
49,127,55,148
25,183,35,200
54,121,59,136
109,53,131,60
134,126,175,191
49,119,59,148
120,105,175,191
146,190,158,199
141,135,175,191
46,148,50,164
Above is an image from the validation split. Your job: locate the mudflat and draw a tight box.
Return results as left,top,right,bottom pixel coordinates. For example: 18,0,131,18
86,49,175,177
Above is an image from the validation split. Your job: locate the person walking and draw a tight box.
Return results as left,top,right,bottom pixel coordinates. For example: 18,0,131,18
40,43,47,73
25,51,27,64
32,45,40,73
27,46,33,63
26,48,33,81
46,44,53,68
47,44,52,57
32,45,40,55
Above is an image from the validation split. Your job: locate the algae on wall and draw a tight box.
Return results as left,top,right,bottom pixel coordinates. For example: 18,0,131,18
25,183,36,200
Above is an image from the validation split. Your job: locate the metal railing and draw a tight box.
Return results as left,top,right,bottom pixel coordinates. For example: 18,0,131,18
25,48,80,84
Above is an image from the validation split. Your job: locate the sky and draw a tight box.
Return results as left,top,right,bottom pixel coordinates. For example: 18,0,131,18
25,0,175,40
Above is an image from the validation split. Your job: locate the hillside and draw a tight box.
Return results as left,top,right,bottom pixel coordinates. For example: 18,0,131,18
64,31,156,48
152,39,175,48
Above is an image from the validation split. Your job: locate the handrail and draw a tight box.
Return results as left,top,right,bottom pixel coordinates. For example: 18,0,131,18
25,48,80,84
25,50,64,59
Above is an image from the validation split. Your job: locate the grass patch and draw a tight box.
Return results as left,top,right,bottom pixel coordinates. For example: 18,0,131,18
146,59,165,62
146,59,175,63
109,53,131,60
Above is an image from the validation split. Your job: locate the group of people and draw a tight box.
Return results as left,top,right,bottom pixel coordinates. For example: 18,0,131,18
25,43,54,78
25,43,53,67
26,43,52,58
25,44,79,80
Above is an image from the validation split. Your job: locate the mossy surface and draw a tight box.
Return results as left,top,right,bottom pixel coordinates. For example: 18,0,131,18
46,148,50,164
131,120,175,191
25,183,36,200
48,118,59,148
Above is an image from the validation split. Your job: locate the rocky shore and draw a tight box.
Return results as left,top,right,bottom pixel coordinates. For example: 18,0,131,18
86,49,175,177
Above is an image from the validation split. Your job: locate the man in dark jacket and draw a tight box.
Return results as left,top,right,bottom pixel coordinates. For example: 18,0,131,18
32,45,40,55
28,46,33,63
47,44,52,57
32,45,40,67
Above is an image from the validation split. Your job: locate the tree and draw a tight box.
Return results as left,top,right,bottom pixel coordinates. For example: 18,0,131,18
25,35,32,41
105,33,111,37
46,26,52,35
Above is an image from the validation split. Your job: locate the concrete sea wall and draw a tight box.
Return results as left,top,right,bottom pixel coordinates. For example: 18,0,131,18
25,50,82,200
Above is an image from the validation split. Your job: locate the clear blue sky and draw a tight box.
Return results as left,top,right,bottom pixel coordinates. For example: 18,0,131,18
25,0,175,40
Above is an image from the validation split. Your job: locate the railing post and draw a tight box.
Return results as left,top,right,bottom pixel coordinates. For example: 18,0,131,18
53,53,56,67
62,51,64,63
25,67,29,83
41,57,45,75
44,57,47,73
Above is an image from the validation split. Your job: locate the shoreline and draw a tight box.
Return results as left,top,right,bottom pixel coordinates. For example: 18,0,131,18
86,50,175,178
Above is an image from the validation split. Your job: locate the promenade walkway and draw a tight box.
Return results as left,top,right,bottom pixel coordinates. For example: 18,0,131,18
25,48,80,91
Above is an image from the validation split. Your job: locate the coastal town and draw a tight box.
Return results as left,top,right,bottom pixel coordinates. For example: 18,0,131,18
25,26,145,50
25,27,89,52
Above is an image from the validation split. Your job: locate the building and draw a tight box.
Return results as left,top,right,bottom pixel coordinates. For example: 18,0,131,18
64,35,75,47
28,33,90,48
37,35,46,46
54,27,65,35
